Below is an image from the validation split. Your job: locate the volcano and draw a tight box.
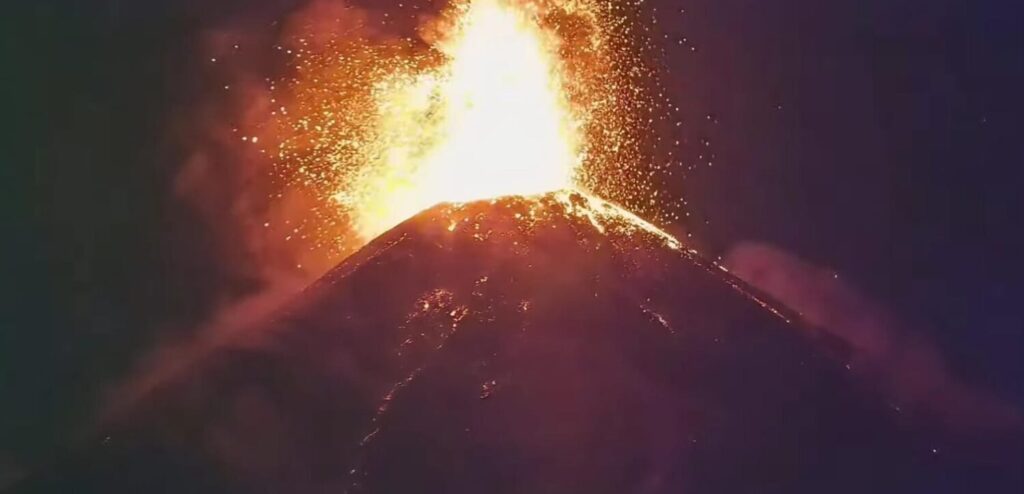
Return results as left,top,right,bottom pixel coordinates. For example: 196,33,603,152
15,192,1020,493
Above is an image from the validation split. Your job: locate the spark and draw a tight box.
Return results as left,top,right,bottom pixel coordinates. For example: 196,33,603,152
342,0,581,239
263,0,685,257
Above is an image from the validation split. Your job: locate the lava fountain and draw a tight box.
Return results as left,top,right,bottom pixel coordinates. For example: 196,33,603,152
269,0,677,256
339,0,581,239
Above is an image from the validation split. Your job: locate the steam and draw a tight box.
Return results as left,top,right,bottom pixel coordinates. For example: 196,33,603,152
173,0,391,282
106,0,395,415
725,242,1021,433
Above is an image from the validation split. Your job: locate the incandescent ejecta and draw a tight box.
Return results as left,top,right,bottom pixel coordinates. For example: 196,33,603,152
262,0,681,260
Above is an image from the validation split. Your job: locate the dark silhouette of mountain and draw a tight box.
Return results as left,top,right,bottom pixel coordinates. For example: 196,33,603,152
12,192,1021,493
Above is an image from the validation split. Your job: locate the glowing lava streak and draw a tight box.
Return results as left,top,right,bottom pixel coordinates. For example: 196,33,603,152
339,0,582,240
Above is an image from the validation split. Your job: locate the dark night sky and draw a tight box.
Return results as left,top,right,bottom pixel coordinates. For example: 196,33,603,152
4,0,1023,480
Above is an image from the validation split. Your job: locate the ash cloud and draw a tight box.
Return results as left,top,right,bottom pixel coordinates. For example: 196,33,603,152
172,0,378,283
725,241,1022,434
110,0,411,413
179,0,408,299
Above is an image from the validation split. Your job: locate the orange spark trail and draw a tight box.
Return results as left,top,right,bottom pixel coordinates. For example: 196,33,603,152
338,0,582,239
262,0,682,258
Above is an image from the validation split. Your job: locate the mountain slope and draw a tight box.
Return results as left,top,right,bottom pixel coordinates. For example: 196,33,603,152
15,192,1004,493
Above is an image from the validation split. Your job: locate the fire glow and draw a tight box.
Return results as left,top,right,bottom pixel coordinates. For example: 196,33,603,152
338,0,581,239
265,0,682,256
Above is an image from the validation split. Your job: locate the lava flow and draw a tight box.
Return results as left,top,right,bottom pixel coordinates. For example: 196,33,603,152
267,0,679,256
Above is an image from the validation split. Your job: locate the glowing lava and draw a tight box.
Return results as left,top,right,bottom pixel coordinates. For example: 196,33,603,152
265,0,681,260
337,0,581,240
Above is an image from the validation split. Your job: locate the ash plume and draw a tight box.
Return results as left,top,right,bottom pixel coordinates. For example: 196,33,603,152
725,241,1022,434
109,0,409,414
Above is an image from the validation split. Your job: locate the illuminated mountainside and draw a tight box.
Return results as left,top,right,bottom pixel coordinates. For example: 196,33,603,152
15,193,1019,493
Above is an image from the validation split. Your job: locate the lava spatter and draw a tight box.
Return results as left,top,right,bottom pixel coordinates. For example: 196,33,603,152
260,0,683,258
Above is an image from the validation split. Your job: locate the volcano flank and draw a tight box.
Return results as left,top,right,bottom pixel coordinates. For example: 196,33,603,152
15,192,1018,493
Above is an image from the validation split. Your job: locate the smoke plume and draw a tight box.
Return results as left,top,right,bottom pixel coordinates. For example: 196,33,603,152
725,241,1021,434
